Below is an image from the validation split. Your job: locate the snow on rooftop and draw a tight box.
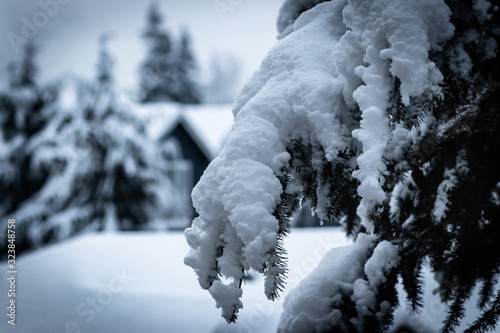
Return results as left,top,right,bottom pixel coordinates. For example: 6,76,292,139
132,102,234,159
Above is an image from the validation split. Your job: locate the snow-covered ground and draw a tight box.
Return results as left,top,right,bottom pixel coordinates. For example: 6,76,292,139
0,228,482,332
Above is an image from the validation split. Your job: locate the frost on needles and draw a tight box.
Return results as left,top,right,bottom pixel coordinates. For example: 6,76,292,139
184,0,500,332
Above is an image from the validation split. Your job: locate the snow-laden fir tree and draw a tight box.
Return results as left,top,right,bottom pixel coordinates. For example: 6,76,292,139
171,29,201,104
139,1,176,103
6,36,175,255
0,41,58,255
184,0,500,332
139,1,201,104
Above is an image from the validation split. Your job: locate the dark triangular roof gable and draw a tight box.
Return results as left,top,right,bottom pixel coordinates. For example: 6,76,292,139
159,114,212,161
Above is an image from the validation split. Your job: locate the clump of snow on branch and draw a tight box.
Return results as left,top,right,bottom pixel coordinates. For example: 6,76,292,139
277,234,376,332
277,235,400,332
432,150,469,223
186,1,353,322
364,240,400,288
185,0,455,325
336,0,453,231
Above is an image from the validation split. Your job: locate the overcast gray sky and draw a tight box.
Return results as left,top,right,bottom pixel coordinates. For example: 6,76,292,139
0,0,284,92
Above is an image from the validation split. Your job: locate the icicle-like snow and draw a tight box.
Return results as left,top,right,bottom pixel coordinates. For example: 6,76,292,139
338,0,454,231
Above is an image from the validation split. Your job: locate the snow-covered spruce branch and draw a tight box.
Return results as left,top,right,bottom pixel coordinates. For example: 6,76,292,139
185,0,451,324
185,0,500,331
436,83,487,141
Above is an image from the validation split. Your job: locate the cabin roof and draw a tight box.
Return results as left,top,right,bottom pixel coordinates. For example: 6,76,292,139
133,102,234,160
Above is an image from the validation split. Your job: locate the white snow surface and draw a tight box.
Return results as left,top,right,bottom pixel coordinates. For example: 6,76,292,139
0,228,482,333
185,0,457,322
0,228,346,333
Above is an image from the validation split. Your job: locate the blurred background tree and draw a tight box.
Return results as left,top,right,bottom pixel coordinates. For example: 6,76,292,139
138,1,201,104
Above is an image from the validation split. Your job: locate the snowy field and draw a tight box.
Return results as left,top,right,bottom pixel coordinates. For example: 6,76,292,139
0,228,482,333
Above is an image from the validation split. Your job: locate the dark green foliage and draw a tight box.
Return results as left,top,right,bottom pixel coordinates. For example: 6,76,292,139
267,172,298,300
287,141,360,233
368,1,500,331
466,288,500,333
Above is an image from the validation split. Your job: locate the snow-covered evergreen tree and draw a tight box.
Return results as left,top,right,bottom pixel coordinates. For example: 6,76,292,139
0,41,58,254
139,1,176,103
139,2,201,104
184,0,500,332
172,29,201,104
7,36,175,255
